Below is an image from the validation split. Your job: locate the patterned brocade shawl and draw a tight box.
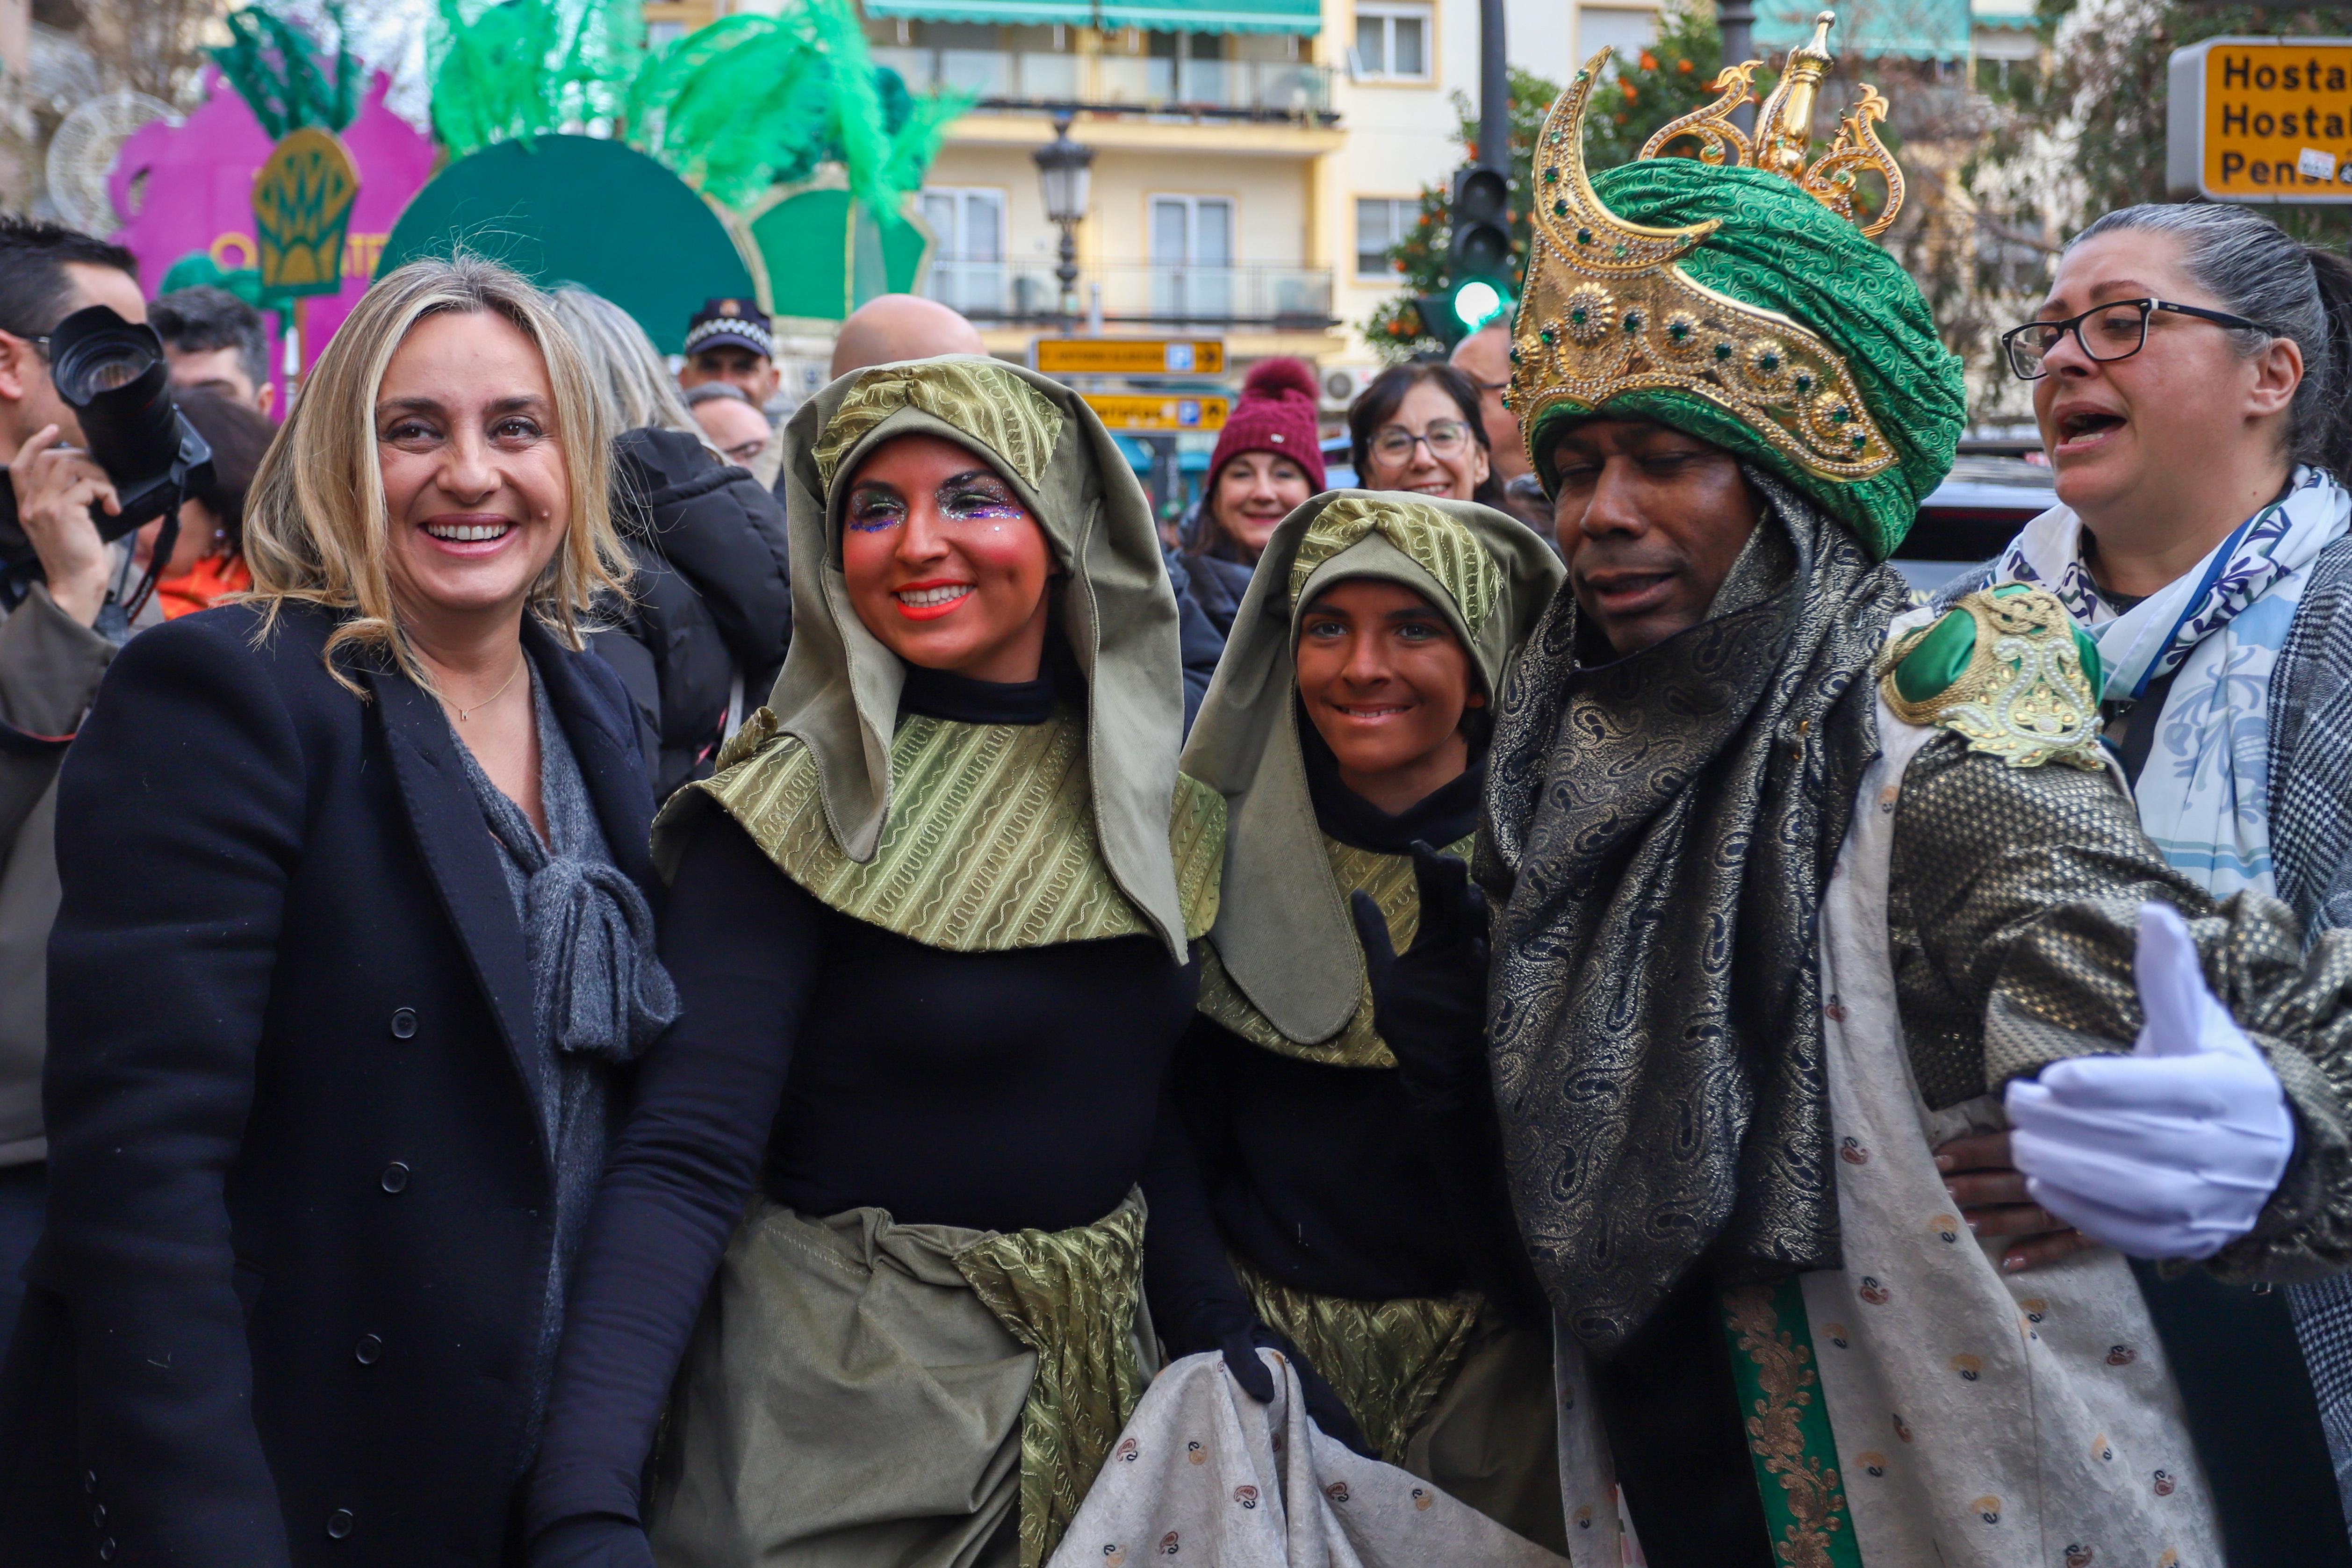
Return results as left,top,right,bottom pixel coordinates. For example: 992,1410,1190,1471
1480,474,1910,1356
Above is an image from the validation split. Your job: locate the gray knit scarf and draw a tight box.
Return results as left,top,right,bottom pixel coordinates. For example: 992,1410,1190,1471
453,665,679,1455
1479,472,1908,1357
464,672,680,1070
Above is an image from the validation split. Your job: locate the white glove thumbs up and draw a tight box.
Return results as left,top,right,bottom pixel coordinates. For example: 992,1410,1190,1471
2132,903,2262,1065
2132,903,2206,1059
2005,902,2294,1260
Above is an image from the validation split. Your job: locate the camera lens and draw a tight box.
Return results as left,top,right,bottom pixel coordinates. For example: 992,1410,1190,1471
40,305,208,546
72,343,154,396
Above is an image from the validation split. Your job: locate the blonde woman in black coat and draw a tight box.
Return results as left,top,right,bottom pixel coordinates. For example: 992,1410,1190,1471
0,255,677,1567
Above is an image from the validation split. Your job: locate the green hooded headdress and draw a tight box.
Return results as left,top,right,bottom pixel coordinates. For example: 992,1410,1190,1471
657,356,1222,962
1508,20,1967,558
1181,493,1562,1052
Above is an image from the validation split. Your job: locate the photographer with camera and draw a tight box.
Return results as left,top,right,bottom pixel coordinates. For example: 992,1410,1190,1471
0,219,148,1360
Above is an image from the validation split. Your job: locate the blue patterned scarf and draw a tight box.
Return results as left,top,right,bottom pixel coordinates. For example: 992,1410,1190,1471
1995,467,2352,896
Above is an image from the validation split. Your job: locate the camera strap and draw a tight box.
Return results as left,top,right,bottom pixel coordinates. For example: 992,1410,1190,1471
0,716,73,753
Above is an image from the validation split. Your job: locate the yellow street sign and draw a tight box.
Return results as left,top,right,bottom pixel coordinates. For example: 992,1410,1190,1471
2169,38,2352,202
1083,393,1230,433
1037,338,1227,375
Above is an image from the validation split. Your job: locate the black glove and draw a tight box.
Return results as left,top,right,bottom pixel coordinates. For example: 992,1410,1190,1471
529,1515,657,1568
1350,841,1491,1114
1187,1296,1377,1457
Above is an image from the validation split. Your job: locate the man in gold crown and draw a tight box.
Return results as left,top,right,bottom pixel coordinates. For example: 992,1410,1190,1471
1483,18,2352,1567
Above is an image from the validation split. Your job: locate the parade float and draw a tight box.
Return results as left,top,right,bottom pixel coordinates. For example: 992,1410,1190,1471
103,7,434,400
59,0,966,376
383,0,962,353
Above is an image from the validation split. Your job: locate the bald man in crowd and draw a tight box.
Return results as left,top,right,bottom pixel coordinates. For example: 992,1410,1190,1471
827,293,988,379
1449,320,1528,483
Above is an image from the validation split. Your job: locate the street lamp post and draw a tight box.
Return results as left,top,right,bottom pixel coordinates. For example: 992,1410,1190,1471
1033,111,1094,331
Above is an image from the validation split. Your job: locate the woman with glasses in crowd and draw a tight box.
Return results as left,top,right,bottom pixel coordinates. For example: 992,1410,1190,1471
1346,363,1502,509
1976,203,2352,1561
0,255,677,1566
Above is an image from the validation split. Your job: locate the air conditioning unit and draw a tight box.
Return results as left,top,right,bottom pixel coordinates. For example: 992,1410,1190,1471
1320,365,1371,411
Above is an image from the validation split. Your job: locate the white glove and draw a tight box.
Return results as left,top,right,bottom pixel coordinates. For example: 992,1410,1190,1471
2003,903,2294,1260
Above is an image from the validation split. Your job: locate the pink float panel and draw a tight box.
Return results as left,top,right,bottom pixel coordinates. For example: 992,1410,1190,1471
109,66,434,414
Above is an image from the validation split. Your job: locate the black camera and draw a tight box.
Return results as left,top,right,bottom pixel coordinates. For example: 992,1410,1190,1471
0,304,213,570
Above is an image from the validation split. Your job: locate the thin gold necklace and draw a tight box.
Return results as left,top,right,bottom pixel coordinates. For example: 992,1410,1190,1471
448,655,525,722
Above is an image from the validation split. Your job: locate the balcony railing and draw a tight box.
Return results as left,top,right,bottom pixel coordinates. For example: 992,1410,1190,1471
928,259,1334,327
871,46,1333,118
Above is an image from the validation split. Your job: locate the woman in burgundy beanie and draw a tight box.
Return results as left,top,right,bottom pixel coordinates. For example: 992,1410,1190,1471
1173,358,1326,640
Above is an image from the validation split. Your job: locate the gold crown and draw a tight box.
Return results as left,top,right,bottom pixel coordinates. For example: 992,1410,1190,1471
1508,11,1906,484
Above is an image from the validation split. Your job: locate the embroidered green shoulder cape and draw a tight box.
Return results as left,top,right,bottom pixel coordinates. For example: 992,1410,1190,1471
1196,831,1477,1068
664,705,1224,953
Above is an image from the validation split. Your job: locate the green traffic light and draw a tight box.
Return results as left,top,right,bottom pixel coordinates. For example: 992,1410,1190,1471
1452,279,1507,330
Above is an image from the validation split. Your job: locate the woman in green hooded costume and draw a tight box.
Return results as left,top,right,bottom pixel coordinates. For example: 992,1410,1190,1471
524,357,1222,1568
1139,491,1568,1550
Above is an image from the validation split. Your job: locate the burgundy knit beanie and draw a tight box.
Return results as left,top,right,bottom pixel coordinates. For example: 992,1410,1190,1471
1207,358,1326,493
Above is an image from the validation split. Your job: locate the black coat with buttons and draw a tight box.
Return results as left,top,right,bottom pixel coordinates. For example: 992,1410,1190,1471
0,601,662,1567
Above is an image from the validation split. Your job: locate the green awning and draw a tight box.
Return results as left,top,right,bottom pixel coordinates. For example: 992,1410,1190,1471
863,0,1317,31
1754,0,1967,60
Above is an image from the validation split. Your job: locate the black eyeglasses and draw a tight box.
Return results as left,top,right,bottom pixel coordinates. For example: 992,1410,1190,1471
1370,420,1473,462
2001,298,2277,380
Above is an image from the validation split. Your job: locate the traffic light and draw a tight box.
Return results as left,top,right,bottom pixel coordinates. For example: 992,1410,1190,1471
1451,165,1512,278
1419,164,1515,348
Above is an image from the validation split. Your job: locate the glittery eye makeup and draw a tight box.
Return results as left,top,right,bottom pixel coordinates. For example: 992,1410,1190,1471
845,483,906,532
940,472,1026,520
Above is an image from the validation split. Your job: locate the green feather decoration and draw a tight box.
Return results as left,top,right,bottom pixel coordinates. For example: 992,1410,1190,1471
428,0,645,160
626,1,971,219
625,14,837,209
209,3,361,138
426,0,965,219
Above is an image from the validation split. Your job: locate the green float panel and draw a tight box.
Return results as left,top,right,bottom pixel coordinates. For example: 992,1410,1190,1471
751,189,932,324
381,136,757,354
880,211,929,295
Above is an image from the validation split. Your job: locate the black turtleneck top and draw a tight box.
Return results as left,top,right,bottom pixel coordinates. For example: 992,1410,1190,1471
527,665,1197,1542
1142,722,1543,1351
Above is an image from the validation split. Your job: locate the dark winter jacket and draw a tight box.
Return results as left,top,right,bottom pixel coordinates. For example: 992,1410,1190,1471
0,603,661,1567
595,429,792,801
1164,550,1245,733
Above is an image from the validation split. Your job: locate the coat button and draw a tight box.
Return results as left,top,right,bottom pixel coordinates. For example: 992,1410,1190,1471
83,1470,96,1494
327,1509,354,1539
380,1162,410,1194
389,1008,417,1040
98,1540,115,1562
91,1504,105,1527
354,1334,383,1365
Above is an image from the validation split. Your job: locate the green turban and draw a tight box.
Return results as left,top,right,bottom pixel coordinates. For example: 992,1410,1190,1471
1527,161,1966,559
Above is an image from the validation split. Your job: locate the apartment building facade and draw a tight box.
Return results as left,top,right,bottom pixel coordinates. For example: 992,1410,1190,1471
845,0,1668,388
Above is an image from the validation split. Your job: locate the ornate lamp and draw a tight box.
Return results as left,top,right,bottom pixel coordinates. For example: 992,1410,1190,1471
1032,112,1094,326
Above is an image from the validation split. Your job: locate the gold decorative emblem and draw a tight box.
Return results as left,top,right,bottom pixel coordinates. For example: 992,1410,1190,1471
1878,589,2107,771
1510,10,1905,484
252,126,359,300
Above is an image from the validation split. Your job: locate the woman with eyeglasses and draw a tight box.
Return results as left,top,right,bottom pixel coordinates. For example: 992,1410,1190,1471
1347,363,1503,508
1980,202,2352,1561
